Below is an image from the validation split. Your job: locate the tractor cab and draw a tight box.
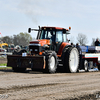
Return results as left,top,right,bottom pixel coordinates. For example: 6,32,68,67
29,26,71,55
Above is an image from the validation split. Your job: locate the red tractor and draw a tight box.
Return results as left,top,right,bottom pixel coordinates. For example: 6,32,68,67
7,26,80,73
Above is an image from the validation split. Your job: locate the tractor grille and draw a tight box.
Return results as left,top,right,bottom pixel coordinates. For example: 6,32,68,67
29,45,42,54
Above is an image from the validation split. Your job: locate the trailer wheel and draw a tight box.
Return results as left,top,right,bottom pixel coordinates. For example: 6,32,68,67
44,51,58,73
12,67,26,72
84,60,89,72
64,47,79,73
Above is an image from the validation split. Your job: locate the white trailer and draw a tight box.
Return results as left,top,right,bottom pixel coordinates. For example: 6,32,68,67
79,46,100,72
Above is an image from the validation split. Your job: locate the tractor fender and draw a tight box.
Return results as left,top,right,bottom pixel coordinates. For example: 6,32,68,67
61,45,72,62
58,42,71,55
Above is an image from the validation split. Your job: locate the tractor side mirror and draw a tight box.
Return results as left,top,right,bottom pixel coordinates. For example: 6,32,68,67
28,28,31,33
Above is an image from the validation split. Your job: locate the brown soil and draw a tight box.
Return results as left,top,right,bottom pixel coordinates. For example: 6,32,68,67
0,69,100,100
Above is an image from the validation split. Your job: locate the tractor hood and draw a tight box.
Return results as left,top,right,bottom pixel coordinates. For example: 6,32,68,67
29,39,50,46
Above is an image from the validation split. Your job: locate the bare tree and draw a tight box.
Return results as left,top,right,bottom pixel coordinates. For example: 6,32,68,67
69,36,75,44
91,38,95,46
76,33,88,46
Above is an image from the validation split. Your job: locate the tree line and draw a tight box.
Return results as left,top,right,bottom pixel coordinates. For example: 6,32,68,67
0,32,33,46
0,32,97,46
69,33,97,46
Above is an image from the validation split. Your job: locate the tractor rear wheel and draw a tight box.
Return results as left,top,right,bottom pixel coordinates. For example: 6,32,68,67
64,47,79,73
43,51,58,73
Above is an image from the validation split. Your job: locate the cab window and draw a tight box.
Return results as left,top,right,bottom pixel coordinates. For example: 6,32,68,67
56,31,63,42
40,30,55,39
63,34,67,42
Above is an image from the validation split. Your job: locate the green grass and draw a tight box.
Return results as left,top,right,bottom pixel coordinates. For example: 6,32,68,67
0,63,7,66
0,63,11,69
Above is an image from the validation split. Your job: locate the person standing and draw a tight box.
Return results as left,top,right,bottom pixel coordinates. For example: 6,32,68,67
95,38,100,46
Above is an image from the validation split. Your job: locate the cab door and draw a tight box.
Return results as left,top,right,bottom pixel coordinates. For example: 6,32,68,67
56,31,63,53
49,30,63,53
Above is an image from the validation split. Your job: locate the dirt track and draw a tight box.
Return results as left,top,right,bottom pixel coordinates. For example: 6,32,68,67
0,68,100,100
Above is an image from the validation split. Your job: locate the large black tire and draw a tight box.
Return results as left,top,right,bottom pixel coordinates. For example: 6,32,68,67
43,51,58,73
13,49,27,55
13,49,20,55
64,47,79,73
76,46,82,70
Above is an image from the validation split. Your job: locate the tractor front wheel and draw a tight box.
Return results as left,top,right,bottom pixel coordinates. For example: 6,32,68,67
44,51,58,73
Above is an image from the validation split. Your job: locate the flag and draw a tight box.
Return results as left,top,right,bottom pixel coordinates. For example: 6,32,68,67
0,32,3,37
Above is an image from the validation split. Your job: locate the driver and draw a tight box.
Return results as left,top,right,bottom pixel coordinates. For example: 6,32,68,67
50,31,55,43
50,31,56,50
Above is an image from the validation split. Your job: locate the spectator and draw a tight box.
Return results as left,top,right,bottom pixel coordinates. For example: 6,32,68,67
71,43,73,45
71,43,75,47
95,38,100,46
76,43,79,48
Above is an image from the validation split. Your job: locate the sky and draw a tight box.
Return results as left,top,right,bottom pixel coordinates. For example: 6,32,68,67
0,0,100,45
